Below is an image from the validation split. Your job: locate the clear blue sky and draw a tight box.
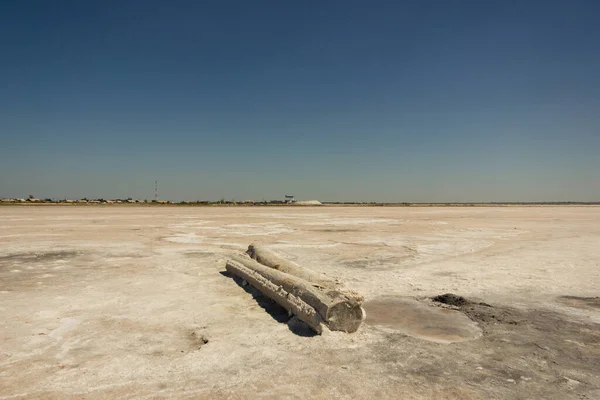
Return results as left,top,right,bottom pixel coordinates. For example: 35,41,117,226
1,1,599,202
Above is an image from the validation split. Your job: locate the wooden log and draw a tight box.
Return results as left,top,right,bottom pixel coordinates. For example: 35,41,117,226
229,255,364,333
246,244,365,305
226,259,325,334
246,244,336,287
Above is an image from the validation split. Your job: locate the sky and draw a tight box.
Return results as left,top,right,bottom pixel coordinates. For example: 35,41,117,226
1,0,599,202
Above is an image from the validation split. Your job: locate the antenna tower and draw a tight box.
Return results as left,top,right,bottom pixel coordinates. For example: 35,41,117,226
155,181,158,201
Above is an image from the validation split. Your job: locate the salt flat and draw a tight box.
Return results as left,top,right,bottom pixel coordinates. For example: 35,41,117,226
1,206,599,399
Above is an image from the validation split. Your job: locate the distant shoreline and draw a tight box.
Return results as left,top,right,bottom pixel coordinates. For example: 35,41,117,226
1,202,599,207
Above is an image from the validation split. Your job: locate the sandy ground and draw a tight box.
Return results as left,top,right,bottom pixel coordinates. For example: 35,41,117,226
0,206,599,399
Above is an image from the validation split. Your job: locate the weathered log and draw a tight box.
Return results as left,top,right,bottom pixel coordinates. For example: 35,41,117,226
246,244,365,305
226,259,325,334
228,254,364,333
246,244,336,287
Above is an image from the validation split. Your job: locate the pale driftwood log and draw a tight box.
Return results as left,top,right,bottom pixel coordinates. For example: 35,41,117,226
226,259,325,334
246,244,337,287
246,244,365,305
228,254,364,333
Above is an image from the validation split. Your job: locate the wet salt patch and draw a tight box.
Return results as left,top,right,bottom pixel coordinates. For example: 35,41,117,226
558,296,600,311
365,298,482,343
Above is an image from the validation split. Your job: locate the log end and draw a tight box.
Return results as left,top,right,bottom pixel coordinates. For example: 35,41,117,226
326,302,365,333
246,243,258,258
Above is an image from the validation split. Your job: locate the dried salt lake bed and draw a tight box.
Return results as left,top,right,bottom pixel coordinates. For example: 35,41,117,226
1,206,599,399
